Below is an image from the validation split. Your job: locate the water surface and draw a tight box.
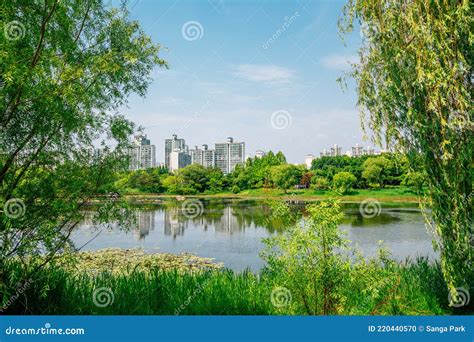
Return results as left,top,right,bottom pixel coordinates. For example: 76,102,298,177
72,199,436,271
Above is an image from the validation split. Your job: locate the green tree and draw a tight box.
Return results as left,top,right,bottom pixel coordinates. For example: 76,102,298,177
361,156,394,188
341,0,473,291
311,176,330,191
0,0,167,275
332,171,356,194
261,200,349,314
300,172,314,189
270,164,303,193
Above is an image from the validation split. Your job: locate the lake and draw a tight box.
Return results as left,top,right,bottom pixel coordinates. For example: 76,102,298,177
72,199,437,271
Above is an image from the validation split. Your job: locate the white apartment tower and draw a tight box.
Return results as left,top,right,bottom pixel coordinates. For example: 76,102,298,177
305,154,315,169
165,134,186,170
169,148,191,173
330,144,342,157
128,134,156,170
215,137,245,174
190,144,215,168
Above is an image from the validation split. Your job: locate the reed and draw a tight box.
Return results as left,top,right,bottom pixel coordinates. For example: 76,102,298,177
2,257,466,316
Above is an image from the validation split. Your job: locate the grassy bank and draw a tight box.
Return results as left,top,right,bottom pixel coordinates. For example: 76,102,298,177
3,252,467,315
122,187,421,204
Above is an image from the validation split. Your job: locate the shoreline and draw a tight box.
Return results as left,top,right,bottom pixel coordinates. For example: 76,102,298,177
119,191,421,205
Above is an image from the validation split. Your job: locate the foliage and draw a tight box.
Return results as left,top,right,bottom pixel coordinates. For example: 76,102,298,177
362,156,395,188
120,167,167,193
158,164,226,195
0,0,167,279
300,172,313,188
340,0,473,290
228,151,287,189
2,254,456,315
269,164,304,193
260,200,456,315
119,151,419,196
332,171,357,194
261,200,349,314
310,176,330,191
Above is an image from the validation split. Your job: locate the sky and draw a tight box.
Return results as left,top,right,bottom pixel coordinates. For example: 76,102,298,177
118,0,368,164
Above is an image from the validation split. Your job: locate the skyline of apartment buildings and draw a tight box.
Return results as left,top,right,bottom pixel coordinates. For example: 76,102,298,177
101,132,385,172
128,134,156,171
163,134,245,174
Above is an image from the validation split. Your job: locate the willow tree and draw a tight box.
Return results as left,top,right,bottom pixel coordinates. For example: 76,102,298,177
340,0,473,293
0,0,167,281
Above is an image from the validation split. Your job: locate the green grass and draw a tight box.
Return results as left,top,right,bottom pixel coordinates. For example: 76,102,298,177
3,257,468,315
124,186,421,204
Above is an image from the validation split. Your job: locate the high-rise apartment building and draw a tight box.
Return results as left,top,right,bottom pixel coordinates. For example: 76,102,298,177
305,154,315,169
215,137,245,174
351,144,364,157
169,148,191,172
363,146,375,156
190,144,215,168
165,134,186,169
330,144,342,157
128,134,156,170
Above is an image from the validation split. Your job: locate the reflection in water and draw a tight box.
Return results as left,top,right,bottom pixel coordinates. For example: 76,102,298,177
74,200,436,271
135,211,155,240
164,207,186,238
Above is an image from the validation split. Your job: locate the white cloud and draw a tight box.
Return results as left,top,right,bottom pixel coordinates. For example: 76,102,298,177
320,54,358,71
231,64,296,83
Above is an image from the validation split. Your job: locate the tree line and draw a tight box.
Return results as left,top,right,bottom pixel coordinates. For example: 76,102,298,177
113,151,425,195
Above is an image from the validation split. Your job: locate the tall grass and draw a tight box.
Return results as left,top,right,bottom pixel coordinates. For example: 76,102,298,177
2,258,467,315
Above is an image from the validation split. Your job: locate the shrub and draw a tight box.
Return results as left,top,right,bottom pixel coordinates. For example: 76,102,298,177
332,171,356,194
311,176,330,190
261,200,350,314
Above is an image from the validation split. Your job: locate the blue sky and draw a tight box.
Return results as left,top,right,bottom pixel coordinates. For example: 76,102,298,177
120,0,366,164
